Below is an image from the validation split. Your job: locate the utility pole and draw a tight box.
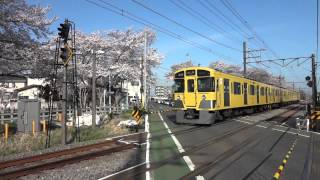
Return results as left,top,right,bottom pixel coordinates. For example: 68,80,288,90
292,82,295,90
92,51,96,128
62,62,67,145
143,32,148,110
243,41,247,77
109,74,112,113
311,53,317,108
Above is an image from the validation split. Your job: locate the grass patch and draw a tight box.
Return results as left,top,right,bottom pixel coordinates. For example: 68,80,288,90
0,119,130,157
119,109,134,119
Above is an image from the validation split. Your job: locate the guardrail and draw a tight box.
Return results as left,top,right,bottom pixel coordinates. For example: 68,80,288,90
0,106,130,123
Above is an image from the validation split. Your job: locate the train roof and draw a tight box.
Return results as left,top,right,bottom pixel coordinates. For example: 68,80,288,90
174,66,298,93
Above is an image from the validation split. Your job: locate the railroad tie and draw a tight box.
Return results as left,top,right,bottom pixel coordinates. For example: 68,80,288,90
272,135,298,180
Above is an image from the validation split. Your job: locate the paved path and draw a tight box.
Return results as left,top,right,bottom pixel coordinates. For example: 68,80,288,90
148,102,319,180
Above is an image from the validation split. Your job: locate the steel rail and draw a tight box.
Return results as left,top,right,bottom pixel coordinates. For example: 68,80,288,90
180,107,302,179
0,143,135,180
0,132,145,170
105,105,303,180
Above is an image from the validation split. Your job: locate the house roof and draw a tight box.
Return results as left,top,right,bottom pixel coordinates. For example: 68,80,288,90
0,74,27,83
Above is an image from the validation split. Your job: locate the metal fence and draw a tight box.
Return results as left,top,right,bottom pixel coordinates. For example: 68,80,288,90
0,105,130,124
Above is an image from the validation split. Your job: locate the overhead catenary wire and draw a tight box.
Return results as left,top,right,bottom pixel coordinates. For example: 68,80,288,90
200,0,251,39
169,0,227,35
85,0,235,61
168,0,242,44
220,0,280,58
131,0,241,52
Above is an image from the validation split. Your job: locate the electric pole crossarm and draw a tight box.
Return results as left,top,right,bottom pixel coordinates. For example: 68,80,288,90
247,56,311,64
246,49,266,52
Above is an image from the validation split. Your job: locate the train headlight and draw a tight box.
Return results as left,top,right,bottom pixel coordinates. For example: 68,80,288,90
202,95,206,100
177,96,181,100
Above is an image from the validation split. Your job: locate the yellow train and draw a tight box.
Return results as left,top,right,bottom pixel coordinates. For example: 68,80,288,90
173,67,300,124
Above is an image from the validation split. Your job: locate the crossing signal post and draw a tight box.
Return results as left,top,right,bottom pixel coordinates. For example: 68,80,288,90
46,19,78,148
58,21,70,43
58,20,72,145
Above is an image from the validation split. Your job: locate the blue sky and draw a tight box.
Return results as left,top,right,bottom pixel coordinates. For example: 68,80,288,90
28,0,317,90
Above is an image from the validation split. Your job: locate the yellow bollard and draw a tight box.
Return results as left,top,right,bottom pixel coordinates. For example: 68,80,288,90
57,113,62,122
42,120,47,134
32,120,35,136
4,123,8,142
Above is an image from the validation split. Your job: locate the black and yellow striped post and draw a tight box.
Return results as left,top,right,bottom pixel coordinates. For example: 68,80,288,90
132,109,143,125
131,107,144,132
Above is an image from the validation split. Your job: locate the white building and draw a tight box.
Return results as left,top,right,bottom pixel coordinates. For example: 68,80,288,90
155,86,171,99
123,80,141,102
0,75,46,110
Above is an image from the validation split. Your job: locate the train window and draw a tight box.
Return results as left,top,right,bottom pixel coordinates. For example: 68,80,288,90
198,77,215,92
175,71,184,78
250,85,255,95
260,87,264,96
197,70,210,76
186,70,195,76
187,79,194,92
233,82,241,95
174,79,184,93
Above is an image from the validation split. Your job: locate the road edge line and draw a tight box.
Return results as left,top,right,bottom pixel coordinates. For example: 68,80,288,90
97,162,147,180
145,114,151,180
157,112,205,180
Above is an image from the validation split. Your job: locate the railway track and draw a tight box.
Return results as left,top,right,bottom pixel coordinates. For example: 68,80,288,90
1,105,302,179
180,105,303,179
104,105,303,180
0,133,145,179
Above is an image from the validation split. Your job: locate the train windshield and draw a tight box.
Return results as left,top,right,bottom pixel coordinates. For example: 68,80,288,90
197,77,215,92
174,79,184,93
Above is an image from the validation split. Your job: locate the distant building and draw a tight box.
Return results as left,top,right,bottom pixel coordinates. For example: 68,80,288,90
0,74,45,109
155,86,171,99
119,80,141,105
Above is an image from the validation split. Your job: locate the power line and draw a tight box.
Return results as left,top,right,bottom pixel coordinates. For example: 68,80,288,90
169,0,226,35
169,0,242,43
85,0,234,61
201,0,251,39
220,0,279,58
131,0,241,52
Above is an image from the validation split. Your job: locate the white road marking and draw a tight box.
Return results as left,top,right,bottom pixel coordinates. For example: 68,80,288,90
257,124,267,128
97,162,147,180
235,119,310,138
234,119,252,124
281,122,287,126
311,131,320,135
145,114,151,180
271,128,310,138
158,112,205,180
105,131,144,141
117,139,147,146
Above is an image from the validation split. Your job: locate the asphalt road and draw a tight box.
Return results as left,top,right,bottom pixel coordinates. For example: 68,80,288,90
149,102,319,180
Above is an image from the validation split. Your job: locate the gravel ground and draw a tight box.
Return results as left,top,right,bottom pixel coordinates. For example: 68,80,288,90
0,132,133,162
21,146,146,180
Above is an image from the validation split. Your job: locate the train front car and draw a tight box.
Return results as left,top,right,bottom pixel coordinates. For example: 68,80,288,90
173,67,217,125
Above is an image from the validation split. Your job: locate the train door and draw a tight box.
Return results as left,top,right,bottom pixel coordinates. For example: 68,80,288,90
185,79,196,107
266,87,268,103
224,79,230,107
244,83,248,105
257,85,259,104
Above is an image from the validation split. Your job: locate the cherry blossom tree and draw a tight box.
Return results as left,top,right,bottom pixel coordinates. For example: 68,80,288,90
0,0,56,75
70,29,163,108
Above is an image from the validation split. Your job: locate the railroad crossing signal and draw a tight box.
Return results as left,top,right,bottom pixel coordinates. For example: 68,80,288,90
305,76,313,87
60,43,73,66
132,109,142,124
58,21,70,43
